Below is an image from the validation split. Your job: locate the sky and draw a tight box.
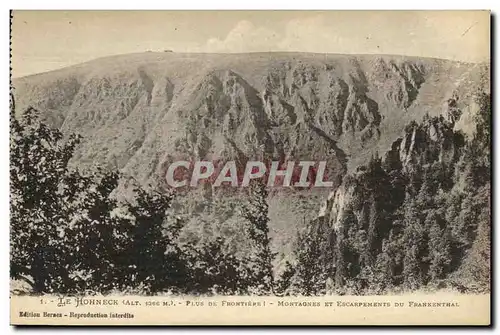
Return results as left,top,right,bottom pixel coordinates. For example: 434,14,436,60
11,10,490,77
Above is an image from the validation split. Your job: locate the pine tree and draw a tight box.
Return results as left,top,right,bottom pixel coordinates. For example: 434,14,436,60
460,184,490,292
402,201,424,290
427,215,452,281
372,241,395,294
241,181,275,294
334,208,358,292
275,261,296,296
292,219,331,295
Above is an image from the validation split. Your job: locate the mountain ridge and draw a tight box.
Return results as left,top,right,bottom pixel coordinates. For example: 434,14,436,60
11,51,490,276
13,51,486,80
12,52,488,186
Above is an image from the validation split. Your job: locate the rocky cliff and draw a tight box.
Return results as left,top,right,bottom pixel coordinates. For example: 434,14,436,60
12,52,489,261
12,52,488,188
319,98,487,232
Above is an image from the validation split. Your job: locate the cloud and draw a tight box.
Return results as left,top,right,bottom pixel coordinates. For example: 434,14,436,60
199,12,489,62
278,15,343,53
199,15,381,55
203,20,282,53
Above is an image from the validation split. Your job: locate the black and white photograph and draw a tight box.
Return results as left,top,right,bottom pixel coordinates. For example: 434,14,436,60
8,10,491,326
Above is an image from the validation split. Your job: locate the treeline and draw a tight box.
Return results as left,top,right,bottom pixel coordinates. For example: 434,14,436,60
282,92,491,295
10,104,274,295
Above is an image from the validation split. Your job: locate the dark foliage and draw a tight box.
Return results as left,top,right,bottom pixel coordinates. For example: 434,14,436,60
9,105,265,295
282,92,491,295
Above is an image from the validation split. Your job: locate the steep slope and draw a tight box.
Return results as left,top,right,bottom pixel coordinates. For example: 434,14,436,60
12,53,489,268
12,52,487,186
320,114,467,230
293,93,491,294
